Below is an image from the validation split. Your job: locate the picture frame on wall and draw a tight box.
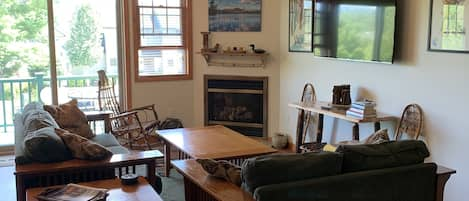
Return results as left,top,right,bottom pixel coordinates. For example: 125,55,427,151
289,0,313,52
428,0,469,53
209,0,262,32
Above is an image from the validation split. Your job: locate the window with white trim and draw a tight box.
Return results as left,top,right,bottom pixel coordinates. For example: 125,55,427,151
134,0,192,81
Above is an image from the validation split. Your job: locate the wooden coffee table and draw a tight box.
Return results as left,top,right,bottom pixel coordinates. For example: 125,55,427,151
172,159,255,201
26,177,162,201
157,125,277,176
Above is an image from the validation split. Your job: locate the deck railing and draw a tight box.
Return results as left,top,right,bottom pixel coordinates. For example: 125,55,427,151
0,73,117,132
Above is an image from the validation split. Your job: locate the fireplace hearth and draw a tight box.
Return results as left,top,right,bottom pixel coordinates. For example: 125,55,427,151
204,75,268,137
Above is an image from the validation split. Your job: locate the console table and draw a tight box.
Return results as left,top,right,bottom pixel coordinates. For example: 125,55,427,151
289,101,395,152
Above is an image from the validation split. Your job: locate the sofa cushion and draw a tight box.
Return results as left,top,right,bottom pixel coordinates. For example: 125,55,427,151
241,151,343,194
336,140,430,173
23,126,72,163
106,145,130,155
253,163,437,201
90,134,121,147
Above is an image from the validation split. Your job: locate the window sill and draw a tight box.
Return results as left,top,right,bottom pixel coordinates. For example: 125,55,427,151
135,74,193,82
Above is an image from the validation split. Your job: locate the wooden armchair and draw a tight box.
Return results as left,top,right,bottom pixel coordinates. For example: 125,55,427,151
97,70,161,150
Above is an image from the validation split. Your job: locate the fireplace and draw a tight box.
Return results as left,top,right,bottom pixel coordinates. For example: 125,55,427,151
204,75,268,137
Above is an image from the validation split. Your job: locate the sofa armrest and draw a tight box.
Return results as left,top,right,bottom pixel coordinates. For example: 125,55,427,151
436,165,456,201
254,163,437,201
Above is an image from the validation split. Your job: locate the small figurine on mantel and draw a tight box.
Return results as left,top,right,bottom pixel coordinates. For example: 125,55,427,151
201,32,211,51
249,44,266,54
207,43,220,53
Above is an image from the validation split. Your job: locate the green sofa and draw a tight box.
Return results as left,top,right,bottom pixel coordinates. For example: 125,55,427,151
241,140,454,201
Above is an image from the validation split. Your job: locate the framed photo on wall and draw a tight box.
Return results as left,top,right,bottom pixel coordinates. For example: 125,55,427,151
209,0,262,32
289,0,313,52
428,0,469,53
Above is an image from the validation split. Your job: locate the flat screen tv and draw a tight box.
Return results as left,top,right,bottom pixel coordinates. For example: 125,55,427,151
313,0,397,63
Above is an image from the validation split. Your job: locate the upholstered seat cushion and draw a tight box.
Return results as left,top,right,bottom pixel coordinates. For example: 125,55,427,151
90,134,122,147
336,140,430,173
241,151,343,194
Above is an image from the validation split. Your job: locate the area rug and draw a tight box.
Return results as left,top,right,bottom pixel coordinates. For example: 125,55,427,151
160,169,185,201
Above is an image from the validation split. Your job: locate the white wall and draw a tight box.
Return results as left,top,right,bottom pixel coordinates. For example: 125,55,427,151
127,0,194,128
130,1,281,136
191,1,281,137
279,0,469,201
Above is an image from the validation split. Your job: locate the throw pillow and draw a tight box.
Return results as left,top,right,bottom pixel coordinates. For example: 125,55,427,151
44,99,95,139
23,126,72,163
55,128,112,160
322,144,338,152
196,158,241,186
363,128,390,144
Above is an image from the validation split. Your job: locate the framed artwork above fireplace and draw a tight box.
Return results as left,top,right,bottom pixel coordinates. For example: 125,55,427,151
204,75,268,138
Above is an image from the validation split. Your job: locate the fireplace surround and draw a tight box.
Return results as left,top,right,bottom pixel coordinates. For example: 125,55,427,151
204,75,268,137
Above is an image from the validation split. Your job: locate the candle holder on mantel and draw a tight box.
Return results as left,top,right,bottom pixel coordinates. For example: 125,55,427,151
201,32,210,52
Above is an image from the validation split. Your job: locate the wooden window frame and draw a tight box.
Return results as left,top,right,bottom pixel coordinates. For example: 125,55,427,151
132,0,192,82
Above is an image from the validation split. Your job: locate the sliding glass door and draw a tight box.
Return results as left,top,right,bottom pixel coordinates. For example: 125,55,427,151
0,0,124,146
53,0,121,109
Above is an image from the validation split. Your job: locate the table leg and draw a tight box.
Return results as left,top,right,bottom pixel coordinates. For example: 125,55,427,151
104,115,111,133
316,114,324,143
295,109,306,153
147,160,157,188
16,175,25,201
374,121,381,132
164,141,171,177
353,123,360,141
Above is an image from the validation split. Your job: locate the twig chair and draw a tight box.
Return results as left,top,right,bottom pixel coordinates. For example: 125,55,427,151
97,70,161,150
395,104,423,140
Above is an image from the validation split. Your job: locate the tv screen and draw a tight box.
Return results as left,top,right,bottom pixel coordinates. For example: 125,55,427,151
313,0,397,63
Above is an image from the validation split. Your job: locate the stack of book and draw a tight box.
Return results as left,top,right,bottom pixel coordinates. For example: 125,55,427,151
346,101,377,119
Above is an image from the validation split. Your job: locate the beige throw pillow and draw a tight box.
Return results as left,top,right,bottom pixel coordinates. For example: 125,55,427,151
44,99,95,139
55,128,112,160
363,128,390,144
196,158,241,186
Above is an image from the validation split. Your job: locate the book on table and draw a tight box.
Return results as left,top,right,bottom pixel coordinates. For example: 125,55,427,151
348,107,376,115
36,183,109,201
346,110,377,119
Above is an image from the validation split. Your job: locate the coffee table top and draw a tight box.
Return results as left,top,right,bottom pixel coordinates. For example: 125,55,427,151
26,177,162,201
157,125,276,159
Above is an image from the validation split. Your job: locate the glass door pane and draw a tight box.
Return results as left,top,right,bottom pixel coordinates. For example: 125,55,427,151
53,0,120,110
0,0,51,144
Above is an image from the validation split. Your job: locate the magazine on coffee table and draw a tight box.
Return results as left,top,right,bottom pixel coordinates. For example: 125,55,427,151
36,183,109,201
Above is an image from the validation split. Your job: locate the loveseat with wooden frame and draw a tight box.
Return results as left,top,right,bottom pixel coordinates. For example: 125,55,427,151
13,102,163,201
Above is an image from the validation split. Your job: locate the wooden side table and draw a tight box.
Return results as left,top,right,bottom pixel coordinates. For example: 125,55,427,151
26,177,163,201
85,110,113,133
